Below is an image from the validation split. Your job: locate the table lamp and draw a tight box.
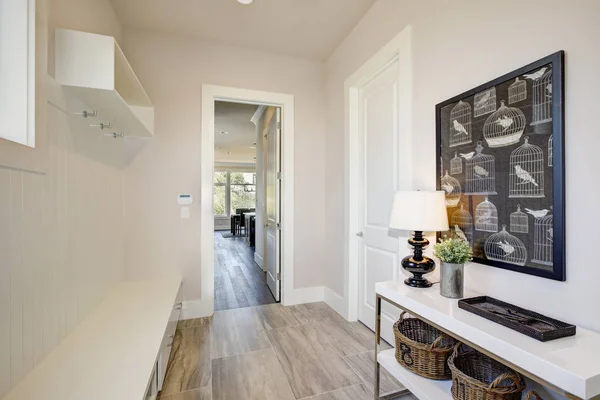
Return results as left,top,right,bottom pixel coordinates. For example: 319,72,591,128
389,191,449,288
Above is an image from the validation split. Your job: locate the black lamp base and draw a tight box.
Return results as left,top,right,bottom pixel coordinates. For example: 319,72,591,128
401,230,436,288
404,276,434,288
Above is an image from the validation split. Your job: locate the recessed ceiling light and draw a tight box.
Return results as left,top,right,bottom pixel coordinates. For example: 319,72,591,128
237,0,253,4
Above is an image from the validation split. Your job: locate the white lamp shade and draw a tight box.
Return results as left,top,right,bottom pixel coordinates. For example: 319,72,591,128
389,191,449,232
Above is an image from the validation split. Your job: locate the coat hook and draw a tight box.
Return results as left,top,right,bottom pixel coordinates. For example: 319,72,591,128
91,122,112,130
74,110,97,118
104,132,124,139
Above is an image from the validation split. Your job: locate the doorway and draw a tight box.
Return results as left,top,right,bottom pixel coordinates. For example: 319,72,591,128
201,85,295,316
345,28,412,345
213,101,279,310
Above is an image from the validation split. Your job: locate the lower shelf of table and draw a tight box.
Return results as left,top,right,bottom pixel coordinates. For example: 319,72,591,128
378,349,452,400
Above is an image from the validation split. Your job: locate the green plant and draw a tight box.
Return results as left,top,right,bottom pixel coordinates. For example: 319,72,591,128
433,236,472,264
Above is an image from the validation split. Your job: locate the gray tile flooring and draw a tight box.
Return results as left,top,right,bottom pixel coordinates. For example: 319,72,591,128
214,231,276,311
158,302,417,400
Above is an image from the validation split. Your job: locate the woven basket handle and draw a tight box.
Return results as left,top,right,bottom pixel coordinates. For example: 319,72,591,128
525,391,543,400
489,372,523,391
431,334,448,349
399,311,409,320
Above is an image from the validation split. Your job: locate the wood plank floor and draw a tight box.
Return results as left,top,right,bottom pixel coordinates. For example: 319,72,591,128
158,302,417,400
214,231,276,311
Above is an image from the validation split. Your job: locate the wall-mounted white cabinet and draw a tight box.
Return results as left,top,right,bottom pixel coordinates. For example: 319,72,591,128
55,29,154,137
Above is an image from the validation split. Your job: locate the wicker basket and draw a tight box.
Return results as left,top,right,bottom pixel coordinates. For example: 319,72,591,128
448,343,525,400
393,312,457,380
525,391,543,400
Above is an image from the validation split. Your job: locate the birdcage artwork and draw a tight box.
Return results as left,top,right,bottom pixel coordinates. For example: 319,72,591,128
548,135,553,167
450,152,462,175
528,67,553,133
451,205,473,246
532,212,553,266
510,205,528,234
509,136,545,198
465,141,496,195
475,197,498,232
508,77,527,104
473,87,496,118
484,225,527,266
441,171,461,207
483,100,526,148
449,100,472,147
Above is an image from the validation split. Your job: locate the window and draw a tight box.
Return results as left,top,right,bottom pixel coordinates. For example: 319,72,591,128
0,0,36,147
213,171,256,217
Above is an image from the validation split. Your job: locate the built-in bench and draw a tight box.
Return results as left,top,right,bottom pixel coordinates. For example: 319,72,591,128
2,277,182,400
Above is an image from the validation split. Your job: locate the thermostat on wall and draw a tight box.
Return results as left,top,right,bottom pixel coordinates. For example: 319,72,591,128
177,194,193,205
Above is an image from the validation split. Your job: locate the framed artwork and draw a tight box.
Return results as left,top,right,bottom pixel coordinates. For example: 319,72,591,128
436,51,565,281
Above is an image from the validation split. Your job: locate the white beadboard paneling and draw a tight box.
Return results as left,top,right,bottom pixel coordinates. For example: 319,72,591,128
21,172,36,373
0,93,126,393
33,174,44,366
10,169,24,387
0,168,11,397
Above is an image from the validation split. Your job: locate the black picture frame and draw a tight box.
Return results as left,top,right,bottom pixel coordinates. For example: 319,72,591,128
435,51,565,281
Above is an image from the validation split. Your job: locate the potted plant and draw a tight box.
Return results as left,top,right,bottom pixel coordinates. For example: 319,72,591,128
433,236,472,299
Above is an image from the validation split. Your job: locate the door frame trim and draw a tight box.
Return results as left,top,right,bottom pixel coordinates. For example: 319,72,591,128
201,85,295,312
344,26,413,322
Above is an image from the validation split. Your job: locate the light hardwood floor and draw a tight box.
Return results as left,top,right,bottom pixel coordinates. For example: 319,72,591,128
214,232,276,311
158,302,417,400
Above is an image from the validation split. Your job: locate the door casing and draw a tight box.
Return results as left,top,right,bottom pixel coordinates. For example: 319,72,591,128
201,86,294,315
345,27,413,323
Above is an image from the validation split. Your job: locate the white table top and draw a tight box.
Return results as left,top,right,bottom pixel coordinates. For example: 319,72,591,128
376,281,600,399
2,277,182,400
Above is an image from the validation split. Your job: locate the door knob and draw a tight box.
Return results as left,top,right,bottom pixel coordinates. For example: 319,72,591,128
356,231,364,237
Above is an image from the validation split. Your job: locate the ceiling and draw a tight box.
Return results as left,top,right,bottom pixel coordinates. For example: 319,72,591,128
214,101,259,164
110,0,376,61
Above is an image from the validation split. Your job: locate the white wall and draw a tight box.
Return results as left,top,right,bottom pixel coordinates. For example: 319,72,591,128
325,0,600,336
0,0,124,396
121,30,327,307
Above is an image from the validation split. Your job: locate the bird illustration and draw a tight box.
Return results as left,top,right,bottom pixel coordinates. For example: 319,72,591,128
475,91,491,108
495,115,514,131
523,67,548,80
453,120,469,136
525,208,550,218
547,227,554,242
546,83,552,98
514,165,538,187
497,240,516,256
473,165,489,177
460,151,475,160
455,225,468,242
441,183,454,194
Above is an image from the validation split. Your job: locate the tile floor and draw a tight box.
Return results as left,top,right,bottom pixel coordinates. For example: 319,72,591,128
158,302,417,400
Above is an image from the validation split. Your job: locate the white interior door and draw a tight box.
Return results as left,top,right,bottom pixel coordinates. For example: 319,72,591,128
357,60,403,344
265,108,281,301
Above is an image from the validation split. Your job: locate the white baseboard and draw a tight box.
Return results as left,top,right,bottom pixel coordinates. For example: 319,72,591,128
284,286,325,306
181,299,214,320
254,252,264,271
324,287,348,320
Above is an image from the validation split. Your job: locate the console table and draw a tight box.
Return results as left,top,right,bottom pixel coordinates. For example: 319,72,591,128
374,281,600,400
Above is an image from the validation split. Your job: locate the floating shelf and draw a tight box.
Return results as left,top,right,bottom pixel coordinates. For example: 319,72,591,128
378,349,452,400
55,29,154,137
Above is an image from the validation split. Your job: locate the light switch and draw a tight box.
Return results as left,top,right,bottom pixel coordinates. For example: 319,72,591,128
181,207,190,219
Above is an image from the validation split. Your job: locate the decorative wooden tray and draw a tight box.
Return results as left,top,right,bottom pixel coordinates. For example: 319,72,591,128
458,296,576,342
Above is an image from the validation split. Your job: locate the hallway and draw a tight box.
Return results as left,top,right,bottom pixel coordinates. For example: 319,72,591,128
159,302,416,400
214,232,276,311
